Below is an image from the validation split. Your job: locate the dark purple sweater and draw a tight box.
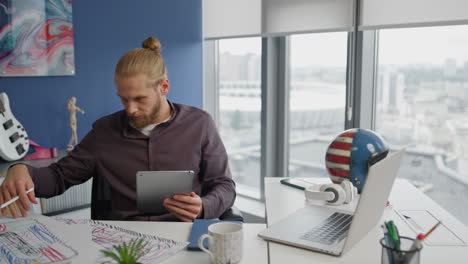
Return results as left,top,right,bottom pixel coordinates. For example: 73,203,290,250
28,102,236,221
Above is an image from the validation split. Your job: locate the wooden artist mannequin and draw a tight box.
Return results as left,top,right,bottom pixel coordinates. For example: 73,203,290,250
67,96,85,151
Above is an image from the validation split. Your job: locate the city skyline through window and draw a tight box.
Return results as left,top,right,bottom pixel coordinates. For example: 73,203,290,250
218,38,262,199
376,25,468,224
288,33,348,178
215,26,468,224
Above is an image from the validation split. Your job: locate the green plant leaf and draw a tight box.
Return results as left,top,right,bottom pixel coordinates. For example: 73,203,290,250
100,250,122,262
100,238,148,264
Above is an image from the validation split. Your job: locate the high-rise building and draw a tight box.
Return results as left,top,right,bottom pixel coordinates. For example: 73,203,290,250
378,69,406,114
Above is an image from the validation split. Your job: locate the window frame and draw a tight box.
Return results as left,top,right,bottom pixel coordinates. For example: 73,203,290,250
202,2,379,202
204,5,468,226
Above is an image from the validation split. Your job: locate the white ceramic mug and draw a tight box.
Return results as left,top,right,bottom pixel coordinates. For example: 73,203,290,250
198,222,243,264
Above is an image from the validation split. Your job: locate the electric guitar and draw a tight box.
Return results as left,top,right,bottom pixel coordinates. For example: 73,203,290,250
0,93,29,161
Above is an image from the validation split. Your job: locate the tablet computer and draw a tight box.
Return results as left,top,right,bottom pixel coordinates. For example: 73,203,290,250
136,170,194,214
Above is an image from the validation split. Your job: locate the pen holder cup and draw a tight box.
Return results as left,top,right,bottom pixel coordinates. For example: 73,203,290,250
380,236,422,264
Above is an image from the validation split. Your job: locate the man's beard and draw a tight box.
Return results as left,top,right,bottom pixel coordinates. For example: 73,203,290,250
129,102,160,129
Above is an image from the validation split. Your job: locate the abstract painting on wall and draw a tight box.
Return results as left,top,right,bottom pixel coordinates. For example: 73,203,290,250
0,0,75,76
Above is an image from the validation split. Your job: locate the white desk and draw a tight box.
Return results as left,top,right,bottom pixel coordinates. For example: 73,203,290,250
103,221,268,264
264,177,468,264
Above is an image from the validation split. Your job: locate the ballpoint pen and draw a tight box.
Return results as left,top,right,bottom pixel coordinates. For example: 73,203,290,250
0,187,35,209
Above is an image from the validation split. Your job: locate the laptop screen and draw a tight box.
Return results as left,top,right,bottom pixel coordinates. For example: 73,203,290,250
342,151,403,253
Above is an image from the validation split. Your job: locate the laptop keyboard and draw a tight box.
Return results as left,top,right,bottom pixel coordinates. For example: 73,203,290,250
300,212,353,245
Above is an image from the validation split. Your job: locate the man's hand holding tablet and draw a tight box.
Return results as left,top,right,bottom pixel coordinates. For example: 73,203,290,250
136,170,196,218
164,192,203,222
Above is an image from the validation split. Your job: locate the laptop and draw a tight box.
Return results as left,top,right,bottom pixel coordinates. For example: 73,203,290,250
258,151,403,256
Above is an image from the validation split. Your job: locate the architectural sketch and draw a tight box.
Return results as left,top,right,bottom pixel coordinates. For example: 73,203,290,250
0,219,77,263
91,222,186,263
54,218,187,263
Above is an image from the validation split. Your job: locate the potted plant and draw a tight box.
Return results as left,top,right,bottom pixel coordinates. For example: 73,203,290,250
100,238,148,264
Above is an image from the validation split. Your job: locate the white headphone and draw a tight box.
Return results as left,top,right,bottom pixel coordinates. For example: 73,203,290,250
304,180,358,206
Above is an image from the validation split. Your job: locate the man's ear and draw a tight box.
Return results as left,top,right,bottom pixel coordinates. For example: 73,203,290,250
160,79,170,95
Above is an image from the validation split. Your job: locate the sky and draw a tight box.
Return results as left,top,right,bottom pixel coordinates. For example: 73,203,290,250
379,25,468,66
218,24,468,68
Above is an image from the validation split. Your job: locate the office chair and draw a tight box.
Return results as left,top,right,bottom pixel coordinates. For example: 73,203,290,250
91,174,243,221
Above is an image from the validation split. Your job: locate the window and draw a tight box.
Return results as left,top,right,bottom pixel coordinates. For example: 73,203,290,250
376,25,468,224
207,26,468,224
218,38,262,199
289,33,348,178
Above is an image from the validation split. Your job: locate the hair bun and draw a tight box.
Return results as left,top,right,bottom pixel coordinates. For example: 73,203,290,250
142,36,161,54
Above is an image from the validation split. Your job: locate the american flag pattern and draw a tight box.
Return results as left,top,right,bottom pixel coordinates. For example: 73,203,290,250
325,129,358,184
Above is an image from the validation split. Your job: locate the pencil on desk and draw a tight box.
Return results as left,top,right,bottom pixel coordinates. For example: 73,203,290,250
423,221,442,239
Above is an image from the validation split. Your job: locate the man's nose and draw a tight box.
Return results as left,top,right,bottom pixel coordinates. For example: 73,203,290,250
126,102,138,116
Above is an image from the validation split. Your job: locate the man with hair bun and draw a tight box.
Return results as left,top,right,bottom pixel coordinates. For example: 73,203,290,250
1,36,236,222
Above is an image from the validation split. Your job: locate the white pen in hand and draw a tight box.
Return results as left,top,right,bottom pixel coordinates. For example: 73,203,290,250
0,187,35,209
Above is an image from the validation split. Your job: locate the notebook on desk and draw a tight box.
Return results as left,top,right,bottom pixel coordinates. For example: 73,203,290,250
258,151,403,256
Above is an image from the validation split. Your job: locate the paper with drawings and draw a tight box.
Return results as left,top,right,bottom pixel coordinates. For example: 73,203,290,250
0,213,98,263
54,217,188,263
0,218,76,263
0,214,187,264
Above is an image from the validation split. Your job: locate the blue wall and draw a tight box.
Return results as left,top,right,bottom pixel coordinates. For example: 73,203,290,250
0,0,202,150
